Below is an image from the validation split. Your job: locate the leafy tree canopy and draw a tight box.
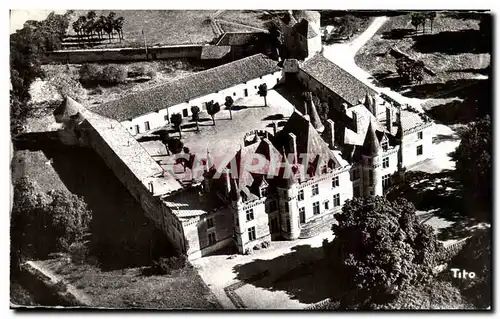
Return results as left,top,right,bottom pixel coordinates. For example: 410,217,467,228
330,196,442,308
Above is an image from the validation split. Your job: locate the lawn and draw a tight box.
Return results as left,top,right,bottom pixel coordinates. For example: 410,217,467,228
38,257,220,309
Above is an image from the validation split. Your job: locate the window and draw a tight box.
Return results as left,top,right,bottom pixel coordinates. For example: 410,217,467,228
381,140,388,151
144,121,150,131
351,169,360,180
324,201,330,210
333,194,340,207
383,157,389,168
248,227,256,241
286,219,291,232
182,108,188,117
254,85,257,89
369,170,373,185
268,200,277,212
246,209,254,222
299,207,306,224
207,217,214,229
285,202,289,213
233,92,236,96
382,174,391,191
313,201,320,215
298,189,304,201
417,145,423,156
312,184,319,196
418,131,423,140
135,125,140,135
208,233,216,245
332,176,339,188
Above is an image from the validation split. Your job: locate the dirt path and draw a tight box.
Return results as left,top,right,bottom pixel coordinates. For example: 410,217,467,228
25,261,93,307
322,16,427,113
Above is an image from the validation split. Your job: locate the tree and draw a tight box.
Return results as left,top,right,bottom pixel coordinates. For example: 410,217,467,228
258,83,268,107
329,196,442,308
224,96,234,120
426,12,437,33
167,138,184,154
448,228,491,308
411,13,426,34
190,105,200,131
11,178,92,260
396,58,425,83
206,100,220,125
170,113,183,138
113,16,125,41
103,13,116,42
452,116,492,221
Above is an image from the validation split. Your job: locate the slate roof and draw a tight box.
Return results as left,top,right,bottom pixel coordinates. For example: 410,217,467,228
162,188,227,218
275,112,341,172
94,54,281,122
400,109,430,133
53,97,83,123
300,54,377,106
83,110,182,195
343,104,386,146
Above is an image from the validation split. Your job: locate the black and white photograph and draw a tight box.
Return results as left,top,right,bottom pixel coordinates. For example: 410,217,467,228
9,6,492,310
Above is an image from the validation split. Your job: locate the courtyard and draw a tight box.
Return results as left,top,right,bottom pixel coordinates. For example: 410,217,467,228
191,230,335,309
140,89,296,178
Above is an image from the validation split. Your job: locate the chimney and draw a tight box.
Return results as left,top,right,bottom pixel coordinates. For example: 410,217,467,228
386,106,393,133
272,121,277,135
325,119,335,149
288,132,298,164
341,103,348,113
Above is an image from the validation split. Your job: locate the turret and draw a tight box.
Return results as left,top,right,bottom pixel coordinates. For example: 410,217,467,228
361,121,383,196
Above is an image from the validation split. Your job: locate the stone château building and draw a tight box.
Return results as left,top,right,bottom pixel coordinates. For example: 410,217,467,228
52,10,434,259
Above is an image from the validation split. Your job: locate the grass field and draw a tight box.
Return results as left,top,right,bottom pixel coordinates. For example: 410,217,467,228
355,12,490,86
38,257,220,309
64,10,272,49
354,12,491,124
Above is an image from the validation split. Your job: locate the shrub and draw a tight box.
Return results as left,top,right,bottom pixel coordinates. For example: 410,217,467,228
79,64,102,86
244,248,252,255
150,255,188,275
68,242,89,265
261,241,271,249
128,64,157,78
253,245,261,251
101,65,128,85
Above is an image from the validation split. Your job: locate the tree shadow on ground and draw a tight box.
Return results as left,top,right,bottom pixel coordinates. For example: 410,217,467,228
15,140,177,271
370,72,407,91
381,28,415,40
405,78,491,124
232,244,338,305
262,113,284,121
387,170,480,241
412,29,490,54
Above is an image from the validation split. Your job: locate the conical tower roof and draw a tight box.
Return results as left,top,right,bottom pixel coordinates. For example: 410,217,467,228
363,92,375,115
307,96,324,133
361,120,381,156
53,96,83,123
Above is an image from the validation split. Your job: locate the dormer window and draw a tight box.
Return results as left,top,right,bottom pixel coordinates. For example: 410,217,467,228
381,140,388,151
261,186,268,197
